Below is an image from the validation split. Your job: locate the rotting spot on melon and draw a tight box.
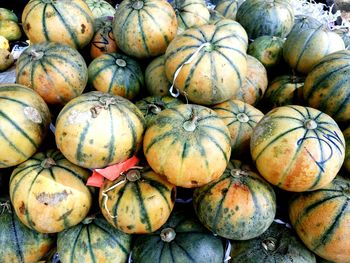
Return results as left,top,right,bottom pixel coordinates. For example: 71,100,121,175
81,24,86,34
36,190,71,205
19,202,26,215
24,107,42,123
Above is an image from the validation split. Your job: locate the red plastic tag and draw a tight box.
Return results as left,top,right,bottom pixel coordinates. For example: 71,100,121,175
87,156,139,187
86,171,104,187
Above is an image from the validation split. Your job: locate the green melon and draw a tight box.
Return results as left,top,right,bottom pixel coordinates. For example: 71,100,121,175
236,0,294,39
193,160,276,240
230,221,316,263
132,210,224,263
57,215,131,263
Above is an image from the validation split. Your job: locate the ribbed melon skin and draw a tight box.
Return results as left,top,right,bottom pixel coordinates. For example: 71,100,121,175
22,0,94,49
193,160,276,240
236,55,268,105
283,26,345,74
99,168,176,234
88,52,144,100
247,35,285,69
344,127,350,173
85,0,116,19
170,0,209,33
164,21,247,105
112,0,178,58
16,42,88,105
135,96,183,127
55,91,145,168
132,210,224,263
0,202,54,263
263,75,305,109
289,176,350,263
145,55,171,96
9,150,92,233
57,216,131,263
250,105,345,192
213,99,264,157
143,104,231,188
230,221,316,263
0,84,51,168
214,0,239,20
236,0,294,39
303,50,350,124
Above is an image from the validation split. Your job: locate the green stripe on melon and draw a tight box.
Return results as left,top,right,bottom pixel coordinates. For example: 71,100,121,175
99,168,176,234
57,215,131,263
0,200,54,262
0,84,50,168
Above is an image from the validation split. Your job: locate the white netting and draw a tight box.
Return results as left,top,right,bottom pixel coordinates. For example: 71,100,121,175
291,0,348,29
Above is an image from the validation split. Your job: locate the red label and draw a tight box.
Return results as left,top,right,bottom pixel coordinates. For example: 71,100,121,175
86,171,104,187
87,156,139,187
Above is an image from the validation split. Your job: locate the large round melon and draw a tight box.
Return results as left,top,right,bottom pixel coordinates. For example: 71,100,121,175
303,50,350,123
283,26,345,74
57,215,131,263
143,104,231,188
289,176,350,262
88,52,144,100
10,150,92,233
230,221,316,263
236,0,294,39
55,91,145,168
16,42,88,105
99,167,176,234
112,0,177,58
165,21,247,105
132,210,224,263
22,0,94,49
0,84,50,168
193,160,276,240
250,105,345,192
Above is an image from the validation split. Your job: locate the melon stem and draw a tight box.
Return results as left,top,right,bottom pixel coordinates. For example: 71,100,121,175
41,157,56,168
126,168,142,182
304,119,317,130
148,103,162,114
30,50,44,60
262,237,278,252
160,227,176,242
183,112,198,132
82,214,97,224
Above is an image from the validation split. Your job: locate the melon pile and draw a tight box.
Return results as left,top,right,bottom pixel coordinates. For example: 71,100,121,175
0,0,350,262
